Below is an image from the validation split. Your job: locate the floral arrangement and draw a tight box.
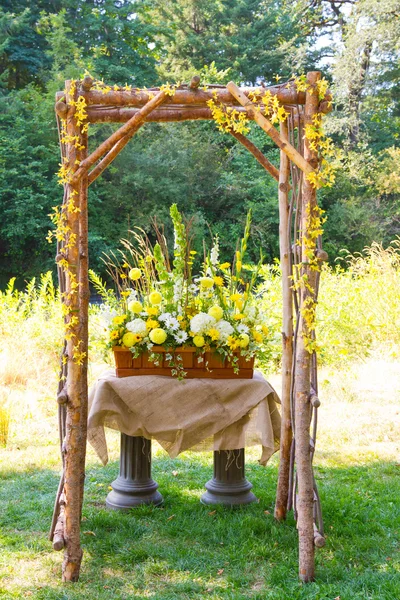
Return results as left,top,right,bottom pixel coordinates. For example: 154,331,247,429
95,205,270,377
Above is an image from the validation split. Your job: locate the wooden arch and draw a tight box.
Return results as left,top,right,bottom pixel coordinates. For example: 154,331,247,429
52,72,331,583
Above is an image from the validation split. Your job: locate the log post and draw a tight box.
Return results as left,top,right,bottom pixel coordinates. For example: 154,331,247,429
295,71,321,583
61,80,89,582
274,120,293,521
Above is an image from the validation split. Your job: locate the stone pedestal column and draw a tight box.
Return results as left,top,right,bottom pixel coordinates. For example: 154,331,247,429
106,434,163,510
201,448,257,506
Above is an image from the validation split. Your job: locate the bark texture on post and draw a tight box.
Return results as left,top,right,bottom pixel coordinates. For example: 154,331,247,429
275,119,293,521
295,71,321,583
61,81,89,583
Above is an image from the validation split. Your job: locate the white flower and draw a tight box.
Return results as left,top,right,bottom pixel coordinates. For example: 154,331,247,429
190,312,216,334
165,316,180,331
127,289,138,303
126,318,147,336
237,323,249,334
215,319,234,341
174,330,188,344
188,283,198,294
210,236,219,266
99,305,117,325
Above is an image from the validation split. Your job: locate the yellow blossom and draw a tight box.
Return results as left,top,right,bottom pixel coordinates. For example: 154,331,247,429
208,306,223,321
122,332,141,348
110,330,120,340
128,268,142,281
149,328,167,345
252,330,263,344
230,293,242,302
234,313,245,320
227,335,239,350
146,306,159,316
199,277,214,289
262,325,269,335
213,276,224,286
146,319,159,330
121,291,130,297
219,262,230,270
128,300,142,314
236,261,242,272
207,328,220,341
112,315,126,326
193,335,205,347
149,291,162,305
239,333,250,348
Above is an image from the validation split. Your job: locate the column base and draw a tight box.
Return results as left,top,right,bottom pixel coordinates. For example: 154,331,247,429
200,449,257,506
106,479,163,510
106,434,163,511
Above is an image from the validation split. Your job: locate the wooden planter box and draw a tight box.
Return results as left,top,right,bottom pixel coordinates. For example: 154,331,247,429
113,346,254,379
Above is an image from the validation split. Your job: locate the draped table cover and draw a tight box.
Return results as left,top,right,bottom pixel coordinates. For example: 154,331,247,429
88,370,281,466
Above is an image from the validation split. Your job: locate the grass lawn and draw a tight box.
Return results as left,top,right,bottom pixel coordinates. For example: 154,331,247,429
0,352,399,599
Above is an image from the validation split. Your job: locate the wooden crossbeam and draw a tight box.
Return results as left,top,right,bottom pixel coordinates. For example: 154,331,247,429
70,90,168,185
226,82,314,178
228,130,280,183
85,105,305,125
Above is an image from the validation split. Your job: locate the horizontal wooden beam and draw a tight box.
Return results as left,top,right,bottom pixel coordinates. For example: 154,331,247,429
86,105,304,124
81,83,306,108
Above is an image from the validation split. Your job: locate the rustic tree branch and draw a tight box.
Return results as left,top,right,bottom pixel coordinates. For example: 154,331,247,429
295,71,321,584
275,119,293,521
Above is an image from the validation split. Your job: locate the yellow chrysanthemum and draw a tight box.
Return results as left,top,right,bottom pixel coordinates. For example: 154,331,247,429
149,328,167,345
146,306,159,316
110,330,120,340
233,313,245,320
207,328,220,341
213,276,224,286
208,305,223,321
149,291,162,305
122,332,140,347
199,277,214,289
112,315,126,326
219,262,230,270
239,333,250,348
262,325,269,335
230,293,241,302
128,300,142,314
128,267,142,281
146,319,159,330
193,335,205,347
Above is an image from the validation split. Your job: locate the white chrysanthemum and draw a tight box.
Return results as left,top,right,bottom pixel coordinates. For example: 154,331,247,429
125,318,147,336
174,330,188,344
99,305,117,325
237,323,249,334
190,312,216,334
215,319,234,341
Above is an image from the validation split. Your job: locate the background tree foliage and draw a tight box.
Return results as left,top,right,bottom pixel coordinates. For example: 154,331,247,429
0,0,399,285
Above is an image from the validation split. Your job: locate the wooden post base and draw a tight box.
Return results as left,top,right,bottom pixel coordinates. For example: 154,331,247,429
201,449,257,506
106,434,163,510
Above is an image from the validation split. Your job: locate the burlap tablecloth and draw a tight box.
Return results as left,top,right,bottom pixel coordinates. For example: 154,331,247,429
88,370,281,466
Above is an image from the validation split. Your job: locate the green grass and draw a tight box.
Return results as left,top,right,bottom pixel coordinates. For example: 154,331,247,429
0,352,400,599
